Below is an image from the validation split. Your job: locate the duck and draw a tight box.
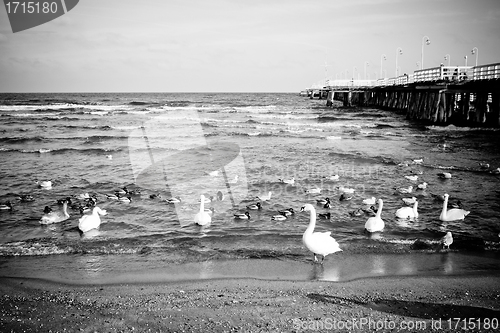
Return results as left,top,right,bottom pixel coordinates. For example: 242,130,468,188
0,201,13,211
118,196,132,203
439,193,470,222
106,154,113,160
256,191,272,201
441,231,453,249
126,189,141,196
16,194,35,202
194,194,211,226
318,212,331,219
417,182,428,190
490,167,500,174
279,177,295,185
246,202,262,210
325,175,340,181
149,193,162,199
234,212,251,220
395,200,419,219
362,196,376,205
402,197,417,205
305,188,321,194
397,185,413,194
362,206,377,216
300,204,342,264
339,193,352,201
227,175,239,184
349,208,363,217
40,199,70,224
271,212,287,221
479,162,490,170
115,187,128,195
78,206,107,233
316,197,330,205
412,158,423,164
404,175,418,181
338,186,355,194
36,180,52,189
323,202,332,209
165,196,182,204
77,193,90,200
278,208,295,216
364,199,384,232
438,172,452,179
106,193,119,200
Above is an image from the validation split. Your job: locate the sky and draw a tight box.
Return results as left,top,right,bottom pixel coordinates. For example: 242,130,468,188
0,0,499,92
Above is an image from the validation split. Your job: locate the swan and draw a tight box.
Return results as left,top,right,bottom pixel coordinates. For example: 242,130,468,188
0,201,12,211
412,159,423,164
439,193,470,221
325,175,339,181
441,231,453,249
395,201,418,219
278,208,295,216
194,195,211,226
279,177,295,185
305,188,321,194
78,206,107,233
402,197,417,205
364,199,384,232
405,175,418,181
362,197,376,205
256,191,272,201
417,182,428,190
479,162,490,170
300,204,342,264
338,186,355,194
37,180,52,189
40,199,70,224
246,202,262,210
228,175,239,184
234,212,251,220
397,185,413,194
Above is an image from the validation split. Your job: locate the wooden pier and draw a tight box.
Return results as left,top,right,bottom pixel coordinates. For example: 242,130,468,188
306,63,500,127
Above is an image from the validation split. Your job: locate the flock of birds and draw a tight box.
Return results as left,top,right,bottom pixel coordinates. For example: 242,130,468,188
0,156,489,264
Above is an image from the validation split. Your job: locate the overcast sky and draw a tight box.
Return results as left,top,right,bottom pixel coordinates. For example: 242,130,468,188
1,0,499,92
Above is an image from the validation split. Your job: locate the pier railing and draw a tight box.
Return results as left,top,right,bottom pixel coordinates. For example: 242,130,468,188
317,62,500,90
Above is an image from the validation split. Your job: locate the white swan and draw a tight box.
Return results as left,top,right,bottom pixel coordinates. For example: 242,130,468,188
194,194,211,226
362,196,376,205
300,204,342,264
417,182,428,190
338,186,355,194
37,180,52,189
395,201,418,219
364,199,384,232
441,231,453,249
402,197,417,205
279,177,295,185
397,185,413,194
325,175,340,181
256,191,272,201
40,200,70,224
438,172,452,179
305,188,321,194
78,206,107,233
439,193,470,221
405,175,418,181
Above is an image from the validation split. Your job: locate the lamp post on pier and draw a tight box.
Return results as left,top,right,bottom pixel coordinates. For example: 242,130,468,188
471,47,478,66
380,54,386,78
421,36,430,69
416,61,421,70
395,47,403,77
444,54,451,66
364,61,369,80
464,55,468,67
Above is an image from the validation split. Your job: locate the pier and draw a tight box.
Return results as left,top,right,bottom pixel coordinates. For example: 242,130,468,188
305,63,500,127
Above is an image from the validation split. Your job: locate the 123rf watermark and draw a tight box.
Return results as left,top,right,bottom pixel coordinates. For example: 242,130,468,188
292,317,499,331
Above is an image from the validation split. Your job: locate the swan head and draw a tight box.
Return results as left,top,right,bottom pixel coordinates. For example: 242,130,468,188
300,204,315,212
443,193,449,199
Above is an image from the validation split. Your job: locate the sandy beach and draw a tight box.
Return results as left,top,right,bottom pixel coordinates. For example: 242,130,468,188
1,272,499,332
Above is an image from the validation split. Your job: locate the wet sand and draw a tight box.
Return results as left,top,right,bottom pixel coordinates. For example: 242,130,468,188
1,275,499,332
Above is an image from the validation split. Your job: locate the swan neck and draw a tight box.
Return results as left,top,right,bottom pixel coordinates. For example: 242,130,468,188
305,209,316,235
200,197,205,213
376,201,383,218
62,202,69,217
442,196,448,216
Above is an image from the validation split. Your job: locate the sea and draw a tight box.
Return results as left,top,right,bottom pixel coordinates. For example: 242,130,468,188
1,92,500,284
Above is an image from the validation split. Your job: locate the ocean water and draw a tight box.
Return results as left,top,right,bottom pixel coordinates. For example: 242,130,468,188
1,92,500,282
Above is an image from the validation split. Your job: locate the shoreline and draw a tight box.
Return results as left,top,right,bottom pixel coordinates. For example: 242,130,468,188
1,274,499,332
1,251,500,286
